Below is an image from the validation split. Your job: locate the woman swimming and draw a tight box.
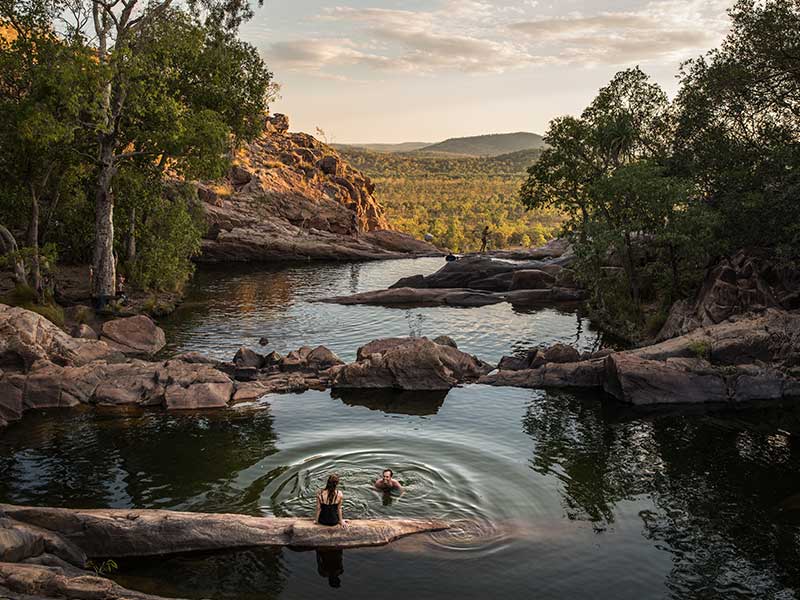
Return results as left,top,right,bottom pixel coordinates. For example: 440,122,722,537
316,474,346,527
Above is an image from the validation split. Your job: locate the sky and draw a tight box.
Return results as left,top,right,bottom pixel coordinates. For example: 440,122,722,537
239,0,734,143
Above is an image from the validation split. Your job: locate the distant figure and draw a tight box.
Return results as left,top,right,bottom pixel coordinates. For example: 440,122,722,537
316,474,346,527
480,226,490,253
116,275,128,305
445,253,457,262
374,469,403,492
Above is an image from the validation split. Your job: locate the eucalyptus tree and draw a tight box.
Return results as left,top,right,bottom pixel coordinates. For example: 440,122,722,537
72,0,271,304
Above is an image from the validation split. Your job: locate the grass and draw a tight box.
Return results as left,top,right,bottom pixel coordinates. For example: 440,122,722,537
688,340,712,361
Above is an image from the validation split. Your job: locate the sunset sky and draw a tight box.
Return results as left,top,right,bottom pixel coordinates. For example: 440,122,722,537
241,0,733,143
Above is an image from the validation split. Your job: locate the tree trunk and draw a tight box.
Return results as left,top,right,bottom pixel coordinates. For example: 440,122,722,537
27,188,41,301
0,225,26,285
126,206,136,263
93,155,117,303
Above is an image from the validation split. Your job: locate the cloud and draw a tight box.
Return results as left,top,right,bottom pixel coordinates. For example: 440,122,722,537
265,0,730,76
509,1,730,64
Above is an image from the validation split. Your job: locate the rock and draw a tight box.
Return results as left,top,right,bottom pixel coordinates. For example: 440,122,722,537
470,271,515,291
70,324,98,340
317,155,343,176
279,350,307,371
0,380,23,425
604,353,729,405
234,366,259,381
335,337,491,391
268,113,289,132
497,355,528,371
526,347,546,368
432,335,458,349
510,269,556,290
171,351,217,364
100,315,166,356
480,359,605,389
264,351,283,366
159,361,234,409
306,346,344,369
0,504,448,556
443,291,499,307
233,346,265,369
543,343,580,363
259,336,269,346
0,303,120,370
657,250,800,340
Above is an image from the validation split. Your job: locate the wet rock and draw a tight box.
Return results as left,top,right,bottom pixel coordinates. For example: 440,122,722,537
264,351,283,366
0,379,23,425
233,346,265,369
306,346,344,370
432,335,458,349
497,355,529,371
336,337,490,391
543,343,580,364
279,350,307,371
480,359,605,389
233,366,259,381
100,315,166,356
604,354,729,405
442,291,498,307
172,351,217,364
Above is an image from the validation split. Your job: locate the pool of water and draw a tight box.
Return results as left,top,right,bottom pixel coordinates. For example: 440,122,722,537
2,258,800,599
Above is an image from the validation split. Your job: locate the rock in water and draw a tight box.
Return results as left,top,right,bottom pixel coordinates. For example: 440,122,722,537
334,337,491,390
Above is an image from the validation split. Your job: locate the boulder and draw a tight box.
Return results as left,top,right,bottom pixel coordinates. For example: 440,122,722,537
604,353,729,405
543,343,580,364
279,350,307,371
0,303,120,370
100,315,166,356
510,269,556,290
306,346,344,370
159,361,234,409
479,359,605,389
267,113,289,132
336,337,491,391
233,346,265,369
497,355,529,371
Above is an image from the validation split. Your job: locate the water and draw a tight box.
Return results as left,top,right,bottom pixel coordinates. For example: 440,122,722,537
2,258,800,599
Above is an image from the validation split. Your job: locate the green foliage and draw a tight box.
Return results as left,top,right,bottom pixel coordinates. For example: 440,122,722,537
688,341,712,361
340,147,560,252
85,559,119,576
3,285,65,326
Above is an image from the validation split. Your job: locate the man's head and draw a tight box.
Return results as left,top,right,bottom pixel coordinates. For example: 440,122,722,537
382,469,393,483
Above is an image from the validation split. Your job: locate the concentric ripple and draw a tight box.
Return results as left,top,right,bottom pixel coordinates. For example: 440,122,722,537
244,433,550,556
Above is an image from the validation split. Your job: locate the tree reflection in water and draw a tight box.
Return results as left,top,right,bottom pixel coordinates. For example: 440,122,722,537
523,391,800,597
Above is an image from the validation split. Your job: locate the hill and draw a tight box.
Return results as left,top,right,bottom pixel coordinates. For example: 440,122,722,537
337,145,561,252
333,142,432,153
419,132,545,157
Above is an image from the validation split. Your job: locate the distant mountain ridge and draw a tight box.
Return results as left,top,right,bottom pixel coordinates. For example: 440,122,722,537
335,131,545,157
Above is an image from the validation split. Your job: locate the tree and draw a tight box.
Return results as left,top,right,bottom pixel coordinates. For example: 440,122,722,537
0,1,100,299
673,0,800,256
67,0,271,304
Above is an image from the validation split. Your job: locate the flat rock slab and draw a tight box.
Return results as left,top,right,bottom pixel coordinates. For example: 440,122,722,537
0,505,448,557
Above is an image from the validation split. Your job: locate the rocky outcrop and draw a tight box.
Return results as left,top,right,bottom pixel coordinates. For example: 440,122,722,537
334,337,491,391
0,503,447,600
319,242,583,307
657,250,800,341
482,309,800,406
197,115,441,261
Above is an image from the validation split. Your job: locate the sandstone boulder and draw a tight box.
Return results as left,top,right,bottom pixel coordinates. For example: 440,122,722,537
306,346,344,370
100,315,166,356
336,337,491,390
543,343,581,363
510,269,556,290
432,335,458,349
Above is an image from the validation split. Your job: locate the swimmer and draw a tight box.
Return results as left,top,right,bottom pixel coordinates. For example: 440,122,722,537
374,468,403,492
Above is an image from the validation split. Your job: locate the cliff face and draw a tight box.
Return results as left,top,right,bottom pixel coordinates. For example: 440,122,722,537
197,114,436,262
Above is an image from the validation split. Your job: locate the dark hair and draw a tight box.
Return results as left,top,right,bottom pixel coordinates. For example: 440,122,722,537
323,474,339,504
383,468,393,477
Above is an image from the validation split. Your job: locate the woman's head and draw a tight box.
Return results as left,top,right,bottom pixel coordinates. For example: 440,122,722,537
324,474,340,502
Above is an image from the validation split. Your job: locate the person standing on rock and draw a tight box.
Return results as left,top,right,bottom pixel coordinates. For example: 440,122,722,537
316,474,347,527
480,225,490,253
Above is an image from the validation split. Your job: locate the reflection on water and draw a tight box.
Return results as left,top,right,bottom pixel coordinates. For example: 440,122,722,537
4,388,800,598
159,258,602,363
2,258,800,599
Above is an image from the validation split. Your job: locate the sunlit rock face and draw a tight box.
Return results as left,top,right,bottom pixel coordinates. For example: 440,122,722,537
197,113,440,261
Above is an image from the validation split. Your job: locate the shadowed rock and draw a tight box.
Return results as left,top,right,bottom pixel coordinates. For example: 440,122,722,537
100,315,166,356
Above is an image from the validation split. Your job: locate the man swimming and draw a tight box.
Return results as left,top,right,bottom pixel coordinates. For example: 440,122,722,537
374,469,403,492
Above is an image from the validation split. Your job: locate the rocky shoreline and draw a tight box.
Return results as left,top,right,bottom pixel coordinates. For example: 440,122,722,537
0,503,446,600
